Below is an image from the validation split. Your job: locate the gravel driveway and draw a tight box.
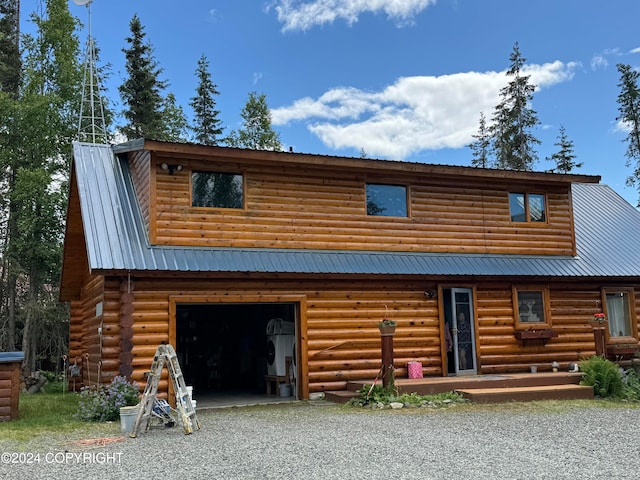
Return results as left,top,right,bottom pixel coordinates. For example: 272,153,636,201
3,400,640,479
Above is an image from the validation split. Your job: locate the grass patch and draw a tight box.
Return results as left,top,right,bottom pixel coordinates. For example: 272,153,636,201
0,386,119,444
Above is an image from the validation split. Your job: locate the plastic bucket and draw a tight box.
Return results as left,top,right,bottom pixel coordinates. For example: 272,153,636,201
280,384,292,397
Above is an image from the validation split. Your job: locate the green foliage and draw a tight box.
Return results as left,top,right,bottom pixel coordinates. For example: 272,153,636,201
491,42,540,171
579,356,624,398
190,54,223,145
226,91,282,151
546,125,582,173
75,376,139,422
616,63,640,206
119,14,167,140
469,111,492,168
347,383,466,408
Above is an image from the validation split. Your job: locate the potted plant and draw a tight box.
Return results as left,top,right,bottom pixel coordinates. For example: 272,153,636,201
378,319,397,336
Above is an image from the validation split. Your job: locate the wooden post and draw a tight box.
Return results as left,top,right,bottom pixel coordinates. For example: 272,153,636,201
381,332,395,389
593,327,606,357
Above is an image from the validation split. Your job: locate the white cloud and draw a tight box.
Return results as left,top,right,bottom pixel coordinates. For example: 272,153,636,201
272,62,579,159
270,0,437,32
630,47,640,54
253,72,264,85
591,55,608,70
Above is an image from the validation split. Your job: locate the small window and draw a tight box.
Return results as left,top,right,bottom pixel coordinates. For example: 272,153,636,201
604,289,636,339
509,192,546,222
366,184,407,217
513,286,551,329
192,171,243,209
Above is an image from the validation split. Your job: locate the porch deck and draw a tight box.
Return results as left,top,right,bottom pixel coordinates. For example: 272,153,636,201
325,372,594,404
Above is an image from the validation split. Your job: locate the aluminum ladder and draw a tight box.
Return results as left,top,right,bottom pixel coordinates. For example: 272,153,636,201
130,344,200,437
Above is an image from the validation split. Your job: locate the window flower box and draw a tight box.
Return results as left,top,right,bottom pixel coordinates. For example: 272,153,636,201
514,329,558,345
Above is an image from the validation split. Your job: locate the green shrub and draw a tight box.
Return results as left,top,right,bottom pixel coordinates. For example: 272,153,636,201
620,367,640,401
579,356,624,398
75,376,139,422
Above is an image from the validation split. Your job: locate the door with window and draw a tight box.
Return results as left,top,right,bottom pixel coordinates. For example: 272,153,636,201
443,288,477,375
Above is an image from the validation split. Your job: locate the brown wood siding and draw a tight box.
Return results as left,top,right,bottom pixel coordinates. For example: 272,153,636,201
128,150,152,234
476,284,613,373
74,275,640,398
150,157,575,256
68,274,104,387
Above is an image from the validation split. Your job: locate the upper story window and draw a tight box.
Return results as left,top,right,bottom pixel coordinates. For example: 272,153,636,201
366,183,408,217
509,192,546,222
513,286,551,330
604,288,636,339
192,171,243,209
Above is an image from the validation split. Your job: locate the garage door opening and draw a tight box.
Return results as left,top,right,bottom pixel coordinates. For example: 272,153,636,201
175,303,296,404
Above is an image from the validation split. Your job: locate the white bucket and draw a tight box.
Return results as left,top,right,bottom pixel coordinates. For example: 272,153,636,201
119,405,139,434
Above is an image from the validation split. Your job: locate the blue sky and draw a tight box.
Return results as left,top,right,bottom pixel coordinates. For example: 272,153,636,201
22,1,640,206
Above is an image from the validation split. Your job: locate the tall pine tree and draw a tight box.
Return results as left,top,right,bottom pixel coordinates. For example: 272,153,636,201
468,112,492,168
491,42,540,171
119,14,167,140
616,63,640,205
190,54,223,145
226,92,282,151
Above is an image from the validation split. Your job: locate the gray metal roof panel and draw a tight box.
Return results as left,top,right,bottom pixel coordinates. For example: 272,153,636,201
71,142,640,279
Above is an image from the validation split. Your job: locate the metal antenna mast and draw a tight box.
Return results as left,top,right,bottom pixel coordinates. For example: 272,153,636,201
75,0,108,143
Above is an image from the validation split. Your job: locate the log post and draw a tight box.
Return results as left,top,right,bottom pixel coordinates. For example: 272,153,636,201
379,322,396,389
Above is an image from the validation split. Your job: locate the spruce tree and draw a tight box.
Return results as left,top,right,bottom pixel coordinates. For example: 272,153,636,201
226,92,282,151
491,42,540,171
0,0,20,96
468,112,492,168
546,125,581,173
616,63,640,205
119,14,167,140
190,54,223,145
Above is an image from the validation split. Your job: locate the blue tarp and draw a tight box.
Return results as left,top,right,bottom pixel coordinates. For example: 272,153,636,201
0,352,24,363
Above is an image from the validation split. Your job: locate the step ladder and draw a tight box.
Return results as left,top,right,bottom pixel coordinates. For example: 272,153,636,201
130,344,200,437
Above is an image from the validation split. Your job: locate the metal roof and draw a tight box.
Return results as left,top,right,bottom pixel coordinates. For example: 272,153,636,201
72,142,640,279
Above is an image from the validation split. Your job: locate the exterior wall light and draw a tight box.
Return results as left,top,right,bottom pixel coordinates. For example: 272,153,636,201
161,163,183,175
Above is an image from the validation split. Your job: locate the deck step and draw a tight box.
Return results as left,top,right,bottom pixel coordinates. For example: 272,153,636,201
324,390,359,404
456,384,594,403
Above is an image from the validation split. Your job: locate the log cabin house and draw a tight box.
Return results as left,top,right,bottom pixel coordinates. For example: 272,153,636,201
60,139,640,402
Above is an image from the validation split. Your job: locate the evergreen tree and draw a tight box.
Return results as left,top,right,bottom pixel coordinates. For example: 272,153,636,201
491,42,540,171
0,0,20,96
226,92,282,151
190,54,223,145
119,14,167,140
0,0,81,365
546,125,581,173
616,63,640,205
468,112,492,168
156,92,188,142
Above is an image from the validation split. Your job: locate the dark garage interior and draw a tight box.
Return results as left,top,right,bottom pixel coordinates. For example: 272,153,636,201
175,303,295,397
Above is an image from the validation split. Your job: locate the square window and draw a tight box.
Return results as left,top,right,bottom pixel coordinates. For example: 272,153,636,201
509,192,546,222
513,286,551,330
366,184,407,217
192,171,243,209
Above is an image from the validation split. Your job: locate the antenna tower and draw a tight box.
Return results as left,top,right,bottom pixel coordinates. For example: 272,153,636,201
75,0,108,143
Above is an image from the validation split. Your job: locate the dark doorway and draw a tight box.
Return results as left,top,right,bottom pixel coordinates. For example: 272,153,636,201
175,303,295,395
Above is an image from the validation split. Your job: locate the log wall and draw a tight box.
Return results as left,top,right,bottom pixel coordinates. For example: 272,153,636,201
78,275,640,398
68,274,104,389
140,154,575,256
128,150,152,233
